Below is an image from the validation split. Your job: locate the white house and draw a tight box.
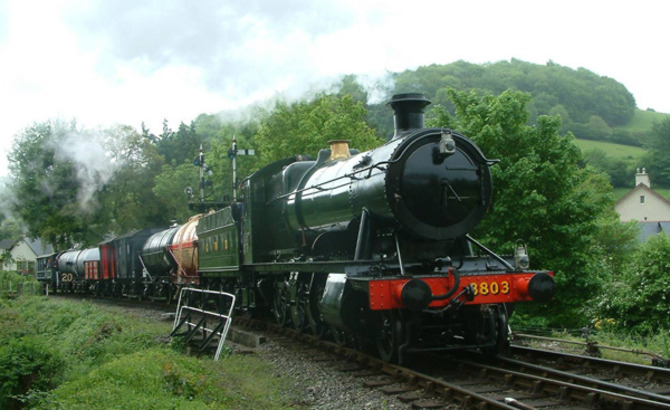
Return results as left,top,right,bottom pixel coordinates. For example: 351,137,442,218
0,238,53,275
615,168,670,241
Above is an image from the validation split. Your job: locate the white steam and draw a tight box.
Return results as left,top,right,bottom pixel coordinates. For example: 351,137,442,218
51,125,125,213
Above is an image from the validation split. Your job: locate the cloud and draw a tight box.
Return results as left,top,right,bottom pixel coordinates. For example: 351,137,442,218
64,0,357,97
1,0,669,181
0,0,9,42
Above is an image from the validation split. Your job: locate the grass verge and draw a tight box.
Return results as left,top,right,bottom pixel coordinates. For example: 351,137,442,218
0,293,305,409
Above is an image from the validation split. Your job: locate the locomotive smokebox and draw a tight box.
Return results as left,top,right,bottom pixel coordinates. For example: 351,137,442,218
388,93,431,141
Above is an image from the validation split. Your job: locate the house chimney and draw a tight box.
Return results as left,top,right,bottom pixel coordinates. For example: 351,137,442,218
636,167,651,188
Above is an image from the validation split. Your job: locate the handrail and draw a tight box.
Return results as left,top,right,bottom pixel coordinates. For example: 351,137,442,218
172,287,236,361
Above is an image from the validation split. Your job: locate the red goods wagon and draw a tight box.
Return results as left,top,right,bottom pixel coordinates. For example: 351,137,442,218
99,238,117,281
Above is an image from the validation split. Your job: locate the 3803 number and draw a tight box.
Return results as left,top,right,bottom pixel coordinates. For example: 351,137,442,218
471,280,510,296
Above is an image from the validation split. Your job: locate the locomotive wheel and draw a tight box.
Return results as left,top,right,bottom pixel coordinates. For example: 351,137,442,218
290,282,309,332
330,326,346,345
480,307,510,358
307,275,327,337
375,310,403,363
273,280,291,327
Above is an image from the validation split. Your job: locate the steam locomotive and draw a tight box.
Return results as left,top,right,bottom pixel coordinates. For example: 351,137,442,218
36,93,555,363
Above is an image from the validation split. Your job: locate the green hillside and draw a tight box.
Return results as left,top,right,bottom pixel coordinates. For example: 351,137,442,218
613,187,670,201
573,138,645,160
619,109,670,134
571,108,670,189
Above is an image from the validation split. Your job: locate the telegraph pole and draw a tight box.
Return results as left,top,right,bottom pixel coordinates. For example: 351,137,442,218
227,135,254,202
198,145,205,203
188,145,226,212
232,137,237,201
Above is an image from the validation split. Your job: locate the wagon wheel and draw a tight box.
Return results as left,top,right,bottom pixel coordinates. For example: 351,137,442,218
273,279,291,327
375,310,404,364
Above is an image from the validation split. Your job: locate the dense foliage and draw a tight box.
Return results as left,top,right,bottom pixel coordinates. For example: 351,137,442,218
391,59,636,128
6,122,177,248
7,121,111,249
642,117,670,186
596,234,670,334
255,93,383,164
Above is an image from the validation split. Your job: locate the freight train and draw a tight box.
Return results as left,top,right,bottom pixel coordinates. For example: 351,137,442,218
36,93,555,363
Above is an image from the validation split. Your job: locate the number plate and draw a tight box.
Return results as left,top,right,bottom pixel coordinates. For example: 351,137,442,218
470,280,510,297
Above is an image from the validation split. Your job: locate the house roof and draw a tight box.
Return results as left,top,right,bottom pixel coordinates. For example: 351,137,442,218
0,238,54,255
26,239,53,256
0,239,14,250
638,221,670,242
615,183,670,208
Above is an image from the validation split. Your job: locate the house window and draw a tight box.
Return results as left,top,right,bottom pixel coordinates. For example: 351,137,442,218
16,260,36,275
640,195,645,203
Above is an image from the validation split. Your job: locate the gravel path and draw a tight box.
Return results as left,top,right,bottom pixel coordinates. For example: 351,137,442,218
252,339,419,410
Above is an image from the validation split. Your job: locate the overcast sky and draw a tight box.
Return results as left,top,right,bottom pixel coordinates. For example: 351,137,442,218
1,0,668,177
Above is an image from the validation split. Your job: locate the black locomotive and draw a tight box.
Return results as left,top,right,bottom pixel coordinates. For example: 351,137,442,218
37,93,555,363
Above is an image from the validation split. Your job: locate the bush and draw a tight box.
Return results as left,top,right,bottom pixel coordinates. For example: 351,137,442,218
0,297,172,408
1,296,304,409
0,335,65,409
599,234,670,334
0,271,41,298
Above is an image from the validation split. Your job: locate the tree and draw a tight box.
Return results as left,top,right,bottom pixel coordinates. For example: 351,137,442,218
582,148,634,187
601,234,670,333
643,117,670,186
432,89,620,326
254,94,383,164
0,209,24,241
152,163,200,222
7,121,112,249
387,59,637,133
192,113,263,203
144,120,205,166
336,74,369,104
99,126,169,234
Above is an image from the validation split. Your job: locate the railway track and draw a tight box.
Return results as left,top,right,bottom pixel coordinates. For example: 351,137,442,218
234,318,670,409
509,345,670,395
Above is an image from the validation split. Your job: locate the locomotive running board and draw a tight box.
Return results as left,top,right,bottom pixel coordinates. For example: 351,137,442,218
170,287,236,361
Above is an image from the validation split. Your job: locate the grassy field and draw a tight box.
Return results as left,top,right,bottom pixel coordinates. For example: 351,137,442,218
619,109,669,133
571,108,669,162
570,110,670,201
573,138,646,160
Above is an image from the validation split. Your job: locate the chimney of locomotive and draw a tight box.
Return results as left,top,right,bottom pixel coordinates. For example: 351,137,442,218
387,93,431,141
